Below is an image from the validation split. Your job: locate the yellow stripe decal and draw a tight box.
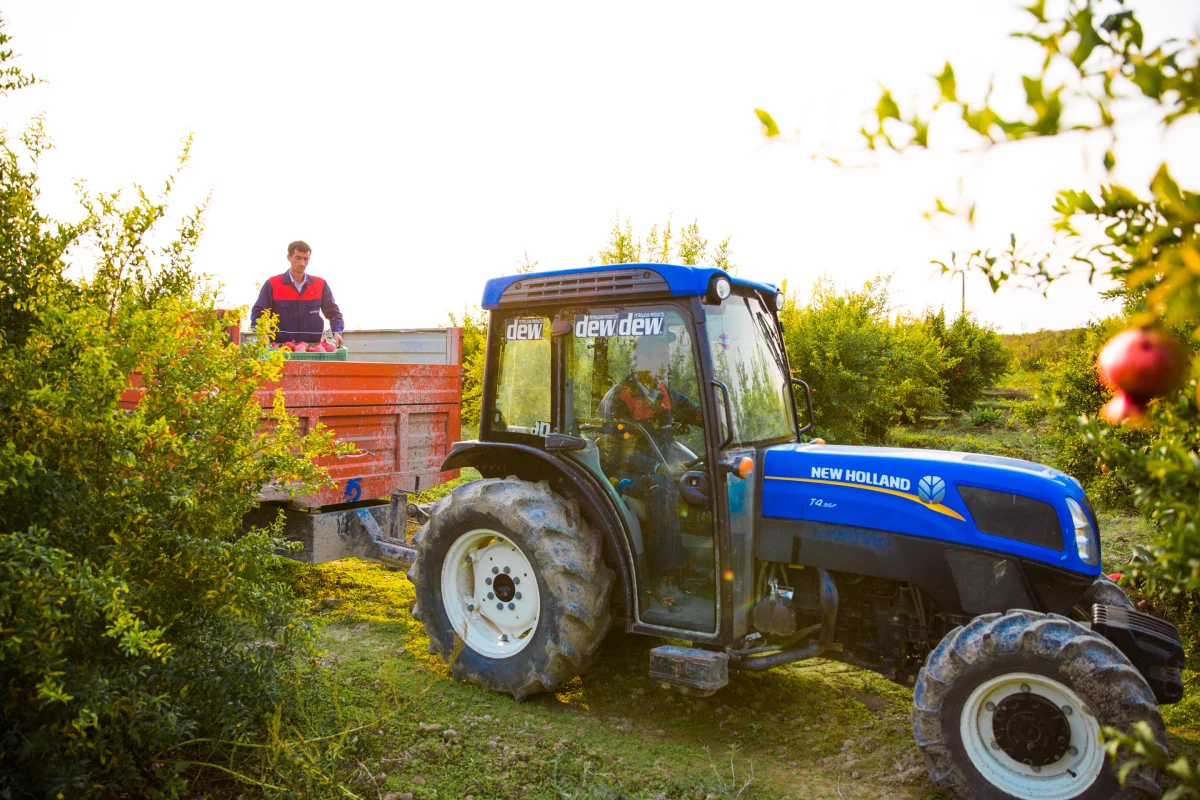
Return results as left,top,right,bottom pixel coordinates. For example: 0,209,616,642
764,475,966,521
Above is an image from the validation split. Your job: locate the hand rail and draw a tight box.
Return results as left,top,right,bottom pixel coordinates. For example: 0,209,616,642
711,379,735,450
792,377,815,436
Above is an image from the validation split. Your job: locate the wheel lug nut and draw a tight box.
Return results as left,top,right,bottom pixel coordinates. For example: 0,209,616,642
508,602,515,610
503,566,510,574
496,602,503,610
515,592,522,600
1069,746,1078,756
1032,765,1041,773
990,741,1000,750
985,702,995,712
1021,684,1030,693
501,634,508,642
492,566,499,574
514,577,520,585
1062,705,1072,715
486,577,493,585
487,592,494,600
467,603,475,611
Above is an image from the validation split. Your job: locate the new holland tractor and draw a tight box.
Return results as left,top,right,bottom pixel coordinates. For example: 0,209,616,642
407,264,1185,799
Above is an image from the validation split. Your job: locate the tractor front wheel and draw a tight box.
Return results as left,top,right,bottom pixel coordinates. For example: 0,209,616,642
408,478,612,700
913,609,1165,799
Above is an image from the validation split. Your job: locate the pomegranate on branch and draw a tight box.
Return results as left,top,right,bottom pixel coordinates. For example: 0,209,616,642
1096,326,1188,424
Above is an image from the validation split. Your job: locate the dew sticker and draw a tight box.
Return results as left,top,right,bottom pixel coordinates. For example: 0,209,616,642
573,311,665,338
504,317,544,341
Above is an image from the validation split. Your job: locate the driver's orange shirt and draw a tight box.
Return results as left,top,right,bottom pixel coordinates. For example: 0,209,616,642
615,380,672,421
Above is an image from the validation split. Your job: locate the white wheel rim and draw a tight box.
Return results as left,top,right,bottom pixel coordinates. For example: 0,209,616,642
440,528,540,659
960,672,1104,800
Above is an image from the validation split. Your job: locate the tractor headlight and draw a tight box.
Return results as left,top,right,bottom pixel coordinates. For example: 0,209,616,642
714,277,731,300
1066,497,1099,566
775,291,784,310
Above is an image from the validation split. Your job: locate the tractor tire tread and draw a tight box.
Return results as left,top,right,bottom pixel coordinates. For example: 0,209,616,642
407,478,612,700
913,609,1165,799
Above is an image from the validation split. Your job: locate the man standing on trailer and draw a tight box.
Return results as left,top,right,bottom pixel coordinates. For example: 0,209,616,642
251,240,346,345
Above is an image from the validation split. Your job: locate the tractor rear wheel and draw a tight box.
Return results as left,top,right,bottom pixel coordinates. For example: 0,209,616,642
408,478,612,700
913,609,1164,799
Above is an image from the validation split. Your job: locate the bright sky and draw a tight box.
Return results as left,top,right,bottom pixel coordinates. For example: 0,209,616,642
3,1,1198,333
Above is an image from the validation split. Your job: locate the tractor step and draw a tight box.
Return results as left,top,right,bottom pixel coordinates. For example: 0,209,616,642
649,645,729,696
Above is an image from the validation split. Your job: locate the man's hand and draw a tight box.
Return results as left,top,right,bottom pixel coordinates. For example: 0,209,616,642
333,332,344,346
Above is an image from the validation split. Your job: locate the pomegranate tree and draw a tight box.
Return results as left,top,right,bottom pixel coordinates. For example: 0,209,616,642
1096,326,1188,424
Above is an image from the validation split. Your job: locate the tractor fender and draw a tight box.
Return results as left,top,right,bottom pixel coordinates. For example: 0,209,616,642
441,440,637,625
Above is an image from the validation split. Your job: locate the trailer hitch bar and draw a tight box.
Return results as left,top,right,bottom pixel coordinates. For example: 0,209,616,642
733,568,839,671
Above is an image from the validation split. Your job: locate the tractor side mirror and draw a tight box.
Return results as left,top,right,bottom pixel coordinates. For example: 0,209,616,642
791,378,815,436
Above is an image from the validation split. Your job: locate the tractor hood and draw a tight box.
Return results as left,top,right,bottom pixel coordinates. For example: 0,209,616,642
759,443,1100,575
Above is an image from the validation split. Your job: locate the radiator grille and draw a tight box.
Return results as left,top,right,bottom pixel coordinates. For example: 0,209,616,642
498,268,670,306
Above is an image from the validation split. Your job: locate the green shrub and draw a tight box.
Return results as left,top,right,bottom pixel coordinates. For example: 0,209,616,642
1011,400,1046,428
780,275,946,444
967,406,1006,426
448,305,487,429
925,310,1012,412
0,40,344,795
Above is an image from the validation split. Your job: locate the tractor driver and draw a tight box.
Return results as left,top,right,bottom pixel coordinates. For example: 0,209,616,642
598,330,702,605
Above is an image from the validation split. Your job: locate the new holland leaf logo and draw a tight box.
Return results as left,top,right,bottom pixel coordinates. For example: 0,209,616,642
918,475,946,505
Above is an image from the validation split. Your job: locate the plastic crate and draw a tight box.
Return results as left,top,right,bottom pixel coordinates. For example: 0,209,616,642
281,345,348,361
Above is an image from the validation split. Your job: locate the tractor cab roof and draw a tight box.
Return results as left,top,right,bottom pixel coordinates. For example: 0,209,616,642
480,263,779,310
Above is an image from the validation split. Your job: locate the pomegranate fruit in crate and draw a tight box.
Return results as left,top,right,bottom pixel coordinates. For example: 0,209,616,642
293,342,308,352
1097,326,1188,424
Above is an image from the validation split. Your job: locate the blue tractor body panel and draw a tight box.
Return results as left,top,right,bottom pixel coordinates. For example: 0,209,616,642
480,263,778,309
761,443,1100,576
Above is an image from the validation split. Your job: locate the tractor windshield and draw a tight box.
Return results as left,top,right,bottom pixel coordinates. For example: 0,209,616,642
703,294,795,446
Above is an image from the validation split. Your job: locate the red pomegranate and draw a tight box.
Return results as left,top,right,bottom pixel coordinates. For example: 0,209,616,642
1097,326,1187,401
1099,390,1147,425
293,342,308,352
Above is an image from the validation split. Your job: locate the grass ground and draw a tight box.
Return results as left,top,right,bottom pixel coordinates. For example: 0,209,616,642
287,558,933,800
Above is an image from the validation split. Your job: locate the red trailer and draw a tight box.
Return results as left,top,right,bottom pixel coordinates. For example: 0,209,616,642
241,328,463,566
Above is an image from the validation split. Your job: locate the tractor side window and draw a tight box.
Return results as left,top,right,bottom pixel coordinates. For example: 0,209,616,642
492,313,551,438
705,295,795,446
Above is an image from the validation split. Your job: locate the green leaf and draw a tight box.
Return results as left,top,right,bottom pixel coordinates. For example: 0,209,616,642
1071,7,1100,67
1103,150,1115,171
875,90,900,122
1024,0,1047,23
935,62,957,103
754,108,780,138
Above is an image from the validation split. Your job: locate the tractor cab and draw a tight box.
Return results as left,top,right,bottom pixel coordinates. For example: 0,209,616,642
475,264,802,636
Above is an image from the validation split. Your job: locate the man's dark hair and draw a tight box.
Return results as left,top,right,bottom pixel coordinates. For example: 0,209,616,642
287,240,311,256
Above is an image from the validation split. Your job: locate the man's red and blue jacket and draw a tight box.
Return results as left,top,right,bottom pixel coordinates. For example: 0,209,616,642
251,272,345,343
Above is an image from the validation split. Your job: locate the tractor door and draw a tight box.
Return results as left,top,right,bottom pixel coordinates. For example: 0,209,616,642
560,303,720,634
701,292,798,637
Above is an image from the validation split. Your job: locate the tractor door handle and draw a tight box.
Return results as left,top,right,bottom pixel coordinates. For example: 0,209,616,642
711,379,734,450
792,378,814,436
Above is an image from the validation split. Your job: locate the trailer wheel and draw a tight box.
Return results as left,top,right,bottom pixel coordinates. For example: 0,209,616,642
913,609,1165,799
1071,574,1134,622
408,478,612,700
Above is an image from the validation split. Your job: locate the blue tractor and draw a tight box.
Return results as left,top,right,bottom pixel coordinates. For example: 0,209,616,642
407,264,1185,799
